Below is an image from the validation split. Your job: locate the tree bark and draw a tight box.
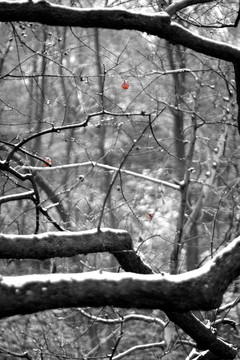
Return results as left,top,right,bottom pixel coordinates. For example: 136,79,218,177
0,229,239,314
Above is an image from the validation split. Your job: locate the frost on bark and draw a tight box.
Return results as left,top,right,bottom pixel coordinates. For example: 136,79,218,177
0,229,240,315
0,229,239,358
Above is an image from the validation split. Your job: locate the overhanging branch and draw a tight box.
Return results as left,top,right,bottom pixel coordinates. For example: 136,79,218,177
0,228,153,274
0,229,240,312
0,229,238,357
0,1,240,63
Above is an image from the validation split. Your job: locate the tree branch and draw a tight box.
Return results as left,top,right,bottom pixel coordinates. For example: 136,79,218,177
0,1,240,63
0,1,170,33
166,0,215,17
22,161,181,191
78,308,166,327
0,265,235,314
0,228,153,274
0,229,238,357
0,230,240,313
112,342,165,360
0,191,34,205
168,22,240,62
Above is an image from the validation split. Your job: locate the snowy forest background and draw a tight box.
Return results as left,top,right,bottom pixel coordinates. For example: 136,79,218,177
0,0,240,359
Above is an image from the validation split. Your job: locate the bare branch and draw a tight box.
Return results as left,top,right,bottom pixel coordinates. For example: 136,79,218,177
79,309,166,327
0,346,32,360
166,0,215,17
0,191,34,205
6,111,104,164
112,342,165,360
22,161,181,191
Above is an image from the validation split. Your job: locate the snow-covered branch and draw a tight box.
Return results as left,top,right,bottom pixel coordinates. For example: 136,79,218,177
0,229,238,358
79,308,166,327
0,190,34,205
166,0,214,16
0,231,240,314
112,342,165,360
0,1,240,63
22,161,181,191
0,228,153,274
0,1,170,35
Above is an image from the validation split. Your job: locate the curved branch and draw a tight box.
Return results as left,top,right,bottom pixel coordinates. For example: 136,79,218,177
0,191,34,205
0,1,240,63
0,1,170,34
0,230,240,312
0,274,237,358
0,264,234,313
0,228,153,274
0,229,238,357
112,342,165,360
166,0,215,17
79,309,166,327
168,22,240,62
6,111,102,164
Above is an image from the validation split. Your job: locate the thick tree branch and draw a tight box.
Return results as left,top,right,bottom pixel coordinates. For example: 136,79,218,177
0,229,238,357
0,1,240,64
0,1,170,34
168,22,240,62
167,312,236,358
0,279,236,358
0,230,240,312
0,262,236,315
0,228,153,274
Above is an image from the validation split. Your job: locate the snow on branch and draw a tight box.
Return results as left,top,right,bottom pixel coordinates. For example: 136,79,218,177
0,228,153,274
22,161,181,191
0,228,131,259
0,231,239,316
166,0,214,17
0,190,34,205
0,1,170,34
0,1,240,63
0,229,238,358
